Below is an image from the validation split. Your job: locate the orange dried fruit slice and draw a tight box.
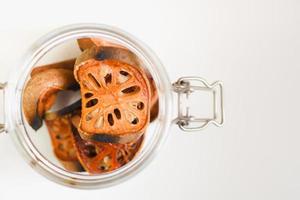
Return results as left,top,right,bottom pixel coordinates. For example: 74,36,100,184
75,45,159,122
75,59,150,143
45,113,83,172
30,59,75,76
77,38,123,51
71,114,143,174
74,46,141,74
146,73,159,122
23,61,78,130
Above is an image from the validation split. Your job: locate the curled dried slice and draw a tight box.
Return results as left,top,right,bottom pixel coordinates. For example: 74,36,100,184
75,45,159,122
74,46,141,76
45,113,83,172
75,59,150,143
150,97,159,122
71,115,143,174
30,59,75,77
23,67,77,130
147,73,159,122
54,99,82,116
77,38,123,51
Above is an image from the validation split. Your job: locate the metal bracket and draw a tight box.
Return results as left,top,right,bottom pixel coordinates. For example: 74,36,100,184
172,77,224,132
0,82,6,133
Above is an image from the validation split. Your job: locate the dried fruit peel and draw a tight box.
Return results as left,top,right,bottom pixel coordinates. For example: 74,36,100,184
77,38,123,51
30,59,76,77
76,59,150,143
74,46,141,78
23,68,77,130
146,73,159,122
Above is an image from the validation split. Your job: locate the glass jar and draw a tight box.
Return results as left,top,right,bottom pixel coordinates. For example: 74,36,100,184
0,24,224,189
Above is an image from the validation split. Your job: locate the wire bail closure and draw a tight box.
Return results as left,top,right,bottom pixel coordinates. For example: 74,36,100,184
172,77,224,132
0,82,6,133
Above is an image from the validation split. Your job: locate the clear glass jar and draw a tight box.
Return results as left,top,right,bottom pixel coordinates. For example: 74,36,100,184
0,24,224,189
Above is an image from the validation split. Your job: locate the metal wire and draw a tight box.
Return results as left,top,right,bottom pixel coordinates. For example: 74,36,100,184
172,76,224,132
0,82,6,133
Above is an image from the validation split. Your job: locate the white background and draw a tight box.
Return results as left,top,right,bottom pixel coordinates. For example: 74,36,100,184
0,0,299,199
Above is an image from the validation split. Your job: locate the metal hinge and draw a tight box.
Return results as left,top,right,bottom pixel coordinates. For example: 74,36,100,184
0,82,6,133
172,77,224,132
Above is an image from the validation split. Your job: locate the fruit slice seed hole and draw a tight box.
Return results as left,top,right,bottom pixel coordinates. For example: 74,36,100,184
122,86,140,94
86,99,98,108
137,102,144,110
114,108,121,119
84,92,94,98
83,144,97,158
120,70,129,76
88,73,101,88
95,115,104,128
108,113,114,126
104,73,112,85
131,117,139,125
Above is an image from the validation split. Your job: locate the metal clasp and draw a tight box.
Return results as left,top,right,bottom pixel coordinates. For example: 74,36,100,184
172,77,224,132
0,82,6,133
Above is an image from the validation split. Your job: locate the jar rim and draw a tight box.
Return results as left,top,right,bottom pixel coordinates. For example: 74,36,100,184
5,23,173,188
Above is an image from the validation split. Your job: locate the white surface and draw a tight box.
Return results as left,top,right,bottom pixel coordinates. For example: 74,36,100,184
0,0,299,199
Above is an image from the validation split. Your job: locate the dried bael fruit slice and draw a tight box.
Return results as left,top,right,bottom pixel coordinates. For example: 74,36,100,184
54,99,82,116
75,59,150,143
71,115,143,174
77,38,123,51
45,113,83,172
75,45,159,121
23,63,77,130
30,59,75,77
147,75,159,122
74,46,141,73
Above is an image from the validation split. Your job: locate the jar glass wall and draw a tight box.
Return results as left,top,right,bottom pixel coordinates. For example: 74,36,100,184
4,24,173,188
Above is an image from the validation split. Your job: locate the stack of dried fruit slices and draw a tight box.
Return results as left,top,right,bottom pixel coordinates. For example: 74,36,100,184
22,38,159,174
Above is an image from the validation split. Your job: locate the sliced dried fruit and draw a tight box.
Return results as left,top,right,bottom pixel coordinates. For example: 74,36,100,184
45,112,83,172
23,66,77,130
77,38,123,51
150,97,159,122
53,99,82,116
30,59,75,77
71,114,143,174
147,73,159,122
74,46,141,74
75,45,159,121
75,59,150,143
